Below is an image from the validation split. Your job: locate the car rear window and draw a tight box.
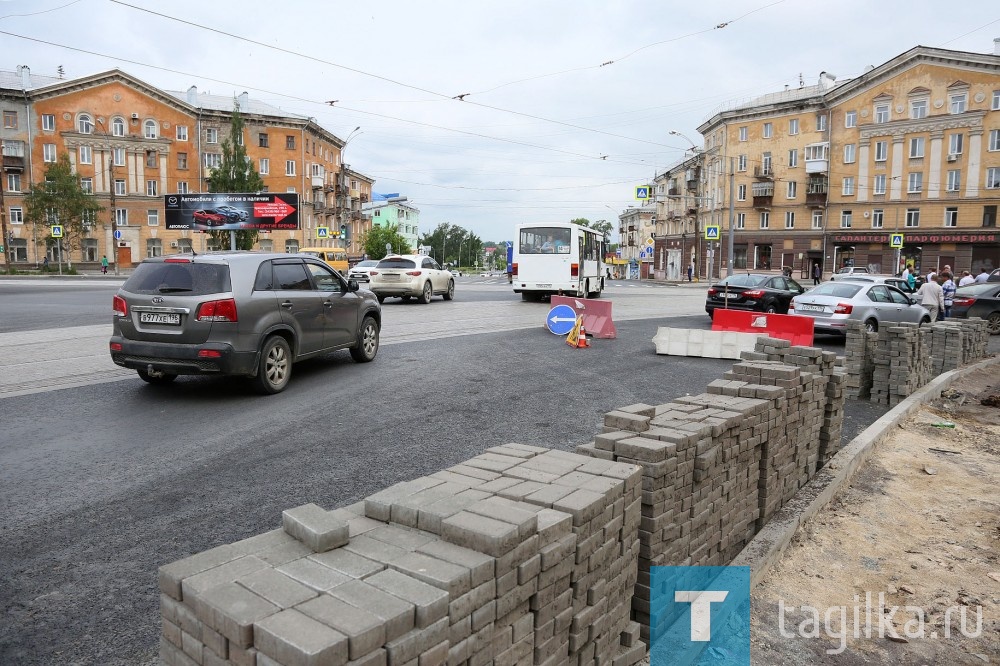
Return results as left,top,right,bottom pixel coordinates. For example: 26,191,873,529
956,283,1000,296
809,283,862,298
376,258,416,269
353,260,377,268
719,275,767,287
124,261,231,295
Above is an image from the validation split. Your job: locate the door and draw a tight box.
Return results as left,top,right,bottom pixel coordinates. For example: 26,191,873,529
304,261,357,348
867,286,901,323
272,260,326,354
887,286,921,323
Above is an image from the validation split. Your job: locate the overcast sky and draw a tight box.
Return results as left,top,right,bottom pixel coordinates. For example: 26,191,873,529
2,0,998,243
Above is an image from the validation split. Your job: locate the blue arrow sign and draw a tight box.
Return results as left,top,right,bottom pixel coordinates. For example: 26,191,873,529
546,304,578,335
114,229,122,240
705,225,720,240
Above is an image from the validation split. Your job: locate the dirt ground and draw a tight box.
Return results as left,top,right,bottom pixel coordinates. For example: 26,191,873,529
750,364,1000,665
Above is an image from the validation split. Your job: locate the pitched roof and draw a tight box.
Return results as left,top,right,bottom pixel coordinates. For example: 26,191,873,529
0,68,63,92
164,90,310,120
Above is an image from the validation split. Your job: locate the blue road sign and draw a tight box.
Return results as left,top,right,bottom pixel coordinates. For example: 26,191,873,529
51,225,63,238
705,225,721,241
635,186,650,200
890,233,904,249
546,304,578,335
114,229,122,240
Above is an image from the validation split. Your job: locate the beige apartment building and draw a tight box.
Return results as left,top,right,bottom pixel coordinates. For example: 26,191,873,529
0,66,374,268
655,43,1000,280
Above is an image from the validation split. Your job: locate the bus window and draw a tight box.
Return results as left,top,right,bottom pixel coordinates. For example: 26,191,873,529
519,227,572,254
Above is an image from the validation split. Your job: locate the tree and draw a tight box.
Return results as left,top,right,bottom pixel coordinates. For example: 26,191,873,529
206,100,265,251
590,219,613,240
361,224,411,260
22,153,103,269
418,223,482,266
570,218,591,227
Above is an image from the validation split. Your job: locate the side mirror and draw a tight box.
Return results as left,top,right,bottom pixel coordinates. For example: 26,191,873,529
347,279,360,292
908,297,917,305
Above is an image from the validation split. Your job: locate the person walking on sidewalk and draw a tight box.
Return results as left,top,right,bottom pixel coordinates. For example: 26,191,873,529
101,254,109,275
687,261,694,282
941,272,956,319
916,274,944,322
812,262,821,285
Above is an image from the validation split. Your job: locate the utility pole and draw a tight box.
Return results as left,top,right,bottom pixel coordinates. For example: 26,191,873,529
96,119,120,276
727,156,735,277
0,154,10,274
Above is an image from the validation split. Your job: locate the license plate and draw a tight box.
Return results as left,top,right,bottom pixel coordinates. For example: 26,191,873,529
140,312,180,325
384,274,400,281
719,292,737,299
799,304,825,312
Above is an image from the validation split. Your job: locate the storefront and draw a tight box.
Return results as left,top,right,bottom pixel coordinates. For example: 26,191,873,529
830,232,1000,276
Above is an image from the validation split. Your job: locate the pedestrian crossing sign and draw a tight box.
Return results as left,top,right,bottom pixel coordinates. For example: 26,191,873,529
890,233,904,248
704,224,720,241
51,225,63,238
635,185,651,200
317,226,329,239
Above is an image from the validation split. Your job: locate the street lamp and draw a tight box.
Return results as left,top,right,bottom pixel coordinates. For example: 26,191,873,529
339,127,362,252
94,118,119,276
668,130,700,153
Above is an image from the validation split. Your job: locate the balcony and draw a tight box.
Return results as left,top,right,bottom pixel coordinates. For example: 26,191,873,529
753,195,773,209
668,187,679,196
686,179,698,191
754,165,773,179
805,158,829,174
806,177,828,206
311,176,324,189
805,142,829,174
360,193,370,203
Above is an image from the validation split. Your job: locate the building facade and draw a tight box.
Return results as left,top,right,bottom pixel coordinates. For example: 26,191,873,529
362,200,421,253
0,67,374,267
616,204,656,278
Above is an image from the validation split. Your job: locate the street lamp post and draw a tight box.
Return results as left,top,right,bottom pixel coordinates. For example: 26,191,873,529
95,118,119,276
339,127,362,252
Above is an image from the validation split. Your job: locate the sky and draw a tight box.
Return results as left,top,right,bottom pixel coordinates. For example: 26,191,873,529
1,0,998,244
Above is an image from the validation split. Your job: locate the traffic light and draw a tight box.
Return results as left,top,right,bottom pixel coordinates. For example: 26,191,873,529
340,224,347,238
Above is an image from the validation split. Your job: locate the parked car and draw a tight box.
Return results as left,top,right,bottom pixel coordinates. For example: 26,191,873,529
789,281,930,335
109,253,381,394
829,266,870,280
348,259,379,283
987,268,1000,282
192,209,227,226
369,254,455,304
450,269,463,278
950,282,1000,334
836,274,916,294
705,274,805,318
215,205,249,222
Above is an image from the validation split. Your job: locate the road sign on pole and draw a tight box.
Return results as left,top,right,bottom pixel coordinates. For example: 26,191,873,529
51,225,63,238
704,224,720,241
545,304,578,335
634,185,651,201
114,229,122,240
890,233,904,249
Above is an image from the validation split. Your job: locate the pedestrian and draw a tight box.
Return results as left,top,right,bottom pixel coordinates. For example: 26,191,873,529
958,270,975,287
926,268,937,283
941,271,956,318
812,262,821,285
905,263,916,290
974,268,990,283
42,256,49,270
687,261,694,282
916,274,944,323
101,254,109,275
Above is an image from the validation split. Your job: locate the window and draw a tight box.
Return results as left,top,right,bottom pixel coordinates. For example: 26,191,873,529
177,152,188,169
206,128,218,144
874,104,889,123
147,209,159,226
909,137,925,158
259,133,269,148
286,187,296,193
737,184,746,201
204,153,221,168
41,114,55,131
259,158,269,175
43,143,56,162
112,117,126,136
286,135,295,150
788,119,799,135
762,152,772,174
80,177,92,193
910,99,928,119
947,170,961,192
811,211,823,229
739,127,748,142
146,180,157,196
10,207,23,224
993,90,1000,110
986,167,1000,189
115,208,128,226
285,160,296,176
843,144,856,163
78,114,94,134
842,177,855,196
177,181,189,194
840,211,852,228
944,207,958,227
874,140,888,162
7,173,21,192
113,147,125,167
737,154,747,171
733,246,748,269
114,179,126,195
989,129,1000,152
236,132,244,146
873,174,887,195
285,239,299,253
784,211,795,229
905,208,920,227
176,125,188,141
146,238,163,258
786,181,796,199
3,110,17,129
871,209,884,229
949,92,967,114
736,213,745,229
258,239,273,253
948,133,963,155
759,211,769,229
788,149,798,168
762,122,773,138
144,119,158,139
907,172,923,193
845,111,857,128
816,114,827,131
146,151,157,168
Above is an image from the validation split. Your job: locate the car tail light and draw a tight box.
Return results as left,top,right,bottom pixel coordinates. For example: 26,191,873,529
164,257,192,263
834,303,853,314
512,263,518,277
113,295,128,317
743,289,765,298
571,263,579,277
952,296,975,306
198,349,222,358
369,270,378,276
196,298,238,322
110,342,122,351
707,288,717,296
405,271,422,276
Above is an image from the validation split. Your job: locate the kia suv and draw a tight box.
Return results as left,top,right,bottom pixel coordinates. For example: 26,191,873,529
110,252,381,394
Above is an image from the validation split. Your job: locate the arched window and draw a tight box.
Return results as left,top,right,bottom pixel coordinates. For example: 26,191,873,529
78,114,94,134
111,117,126,136
144,119,158,139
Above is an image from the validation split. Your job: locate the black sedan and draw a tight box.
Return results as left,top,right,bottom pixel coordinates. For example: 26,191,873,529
705,273,806,318
950,282,1000,334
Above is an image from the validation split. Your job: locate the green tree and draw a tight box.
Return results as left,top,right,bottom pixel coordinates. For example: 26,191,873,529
590,219,613,240
418,223,482,266
22,153,103,269
362,224,411,259
206,100,265,251
570,217,591,227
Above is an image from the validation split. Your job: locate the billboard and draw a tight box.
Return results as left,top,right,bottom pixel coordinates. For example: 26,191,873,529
164,193,300,231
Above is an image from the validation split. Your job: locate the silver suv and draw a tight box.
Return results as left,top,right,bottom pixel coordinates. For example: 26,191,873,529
110,252,381,394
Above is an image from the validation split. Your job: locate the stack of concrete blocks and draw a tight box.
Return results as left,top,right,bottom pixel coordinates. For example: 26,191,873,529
844,321,877,400
158,445,647,666
870,323,924,407
948,318,990,364
651,327,762,360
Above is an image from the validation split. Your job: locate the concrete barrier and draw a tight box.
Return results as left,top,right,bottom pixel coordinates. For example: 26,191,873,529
651,327,761,359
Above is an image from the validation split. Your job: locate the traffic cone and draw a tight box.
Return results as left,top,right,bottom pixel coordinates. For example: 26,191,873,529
578,323,589,348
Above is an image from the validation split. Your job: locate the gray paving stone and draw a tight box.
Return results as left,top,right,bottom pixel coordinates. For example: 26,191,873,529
415,539,495,588
277,558,352,592
309,548,385,580
283,503,350,553
195,581,279,649
327,578,415,643
389,551,471,597
441,510,520,557
366,568,449,628
236,568,319,609
254,608,349,666
296,594,386,661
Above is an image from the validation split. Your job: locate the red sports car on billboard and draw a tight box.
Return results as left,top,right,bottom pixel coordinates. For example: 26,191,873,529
192,209,228,226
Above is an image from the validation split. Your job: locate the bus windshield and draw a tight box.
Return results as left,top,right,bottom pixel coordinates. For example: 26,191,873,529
519,227,572,254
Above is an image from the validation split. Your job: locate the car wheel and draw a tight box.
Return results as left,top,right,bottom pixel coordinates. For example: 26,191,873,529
136,368,177,385
764,303,778,314
350,316,380,362
920,316,931,326
443,279,455,301
254,335,292,394
376,294,386,304
864,318,878,333
420,281,433,304
987,312,1000,335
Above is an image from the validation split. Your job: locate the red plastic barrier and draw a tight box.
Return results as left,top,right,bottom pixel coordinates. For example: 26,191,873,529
710,309,814,346
550,295,617,339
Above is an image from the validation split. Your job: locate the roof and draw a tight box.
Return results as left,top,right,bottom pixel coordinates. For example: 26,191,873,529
0,68,64,92
164,90,310,120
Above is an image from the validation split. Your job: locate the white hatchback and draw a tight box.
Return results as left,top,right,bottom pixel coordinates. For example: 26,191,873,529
369,255,455,304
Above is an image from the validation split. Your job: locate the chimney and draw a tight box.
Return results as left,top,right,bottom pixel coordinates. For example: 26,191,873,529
238,91,249,113
186,85,198,105
17,65,30,90
994,37,1000,56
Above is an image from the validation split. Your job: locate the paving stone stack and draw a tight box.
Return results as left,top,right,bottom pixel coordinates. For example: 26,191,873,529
844,321,877,400
869,323,923,407
158,446,646,666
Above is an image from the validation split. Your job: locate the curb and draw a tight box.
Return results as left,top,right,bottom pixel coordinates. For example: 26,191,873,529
731,353,1000,589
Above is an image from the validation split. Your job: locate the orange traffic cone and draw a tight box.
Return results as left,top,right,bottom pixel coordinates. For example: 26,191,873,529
578,323,589,348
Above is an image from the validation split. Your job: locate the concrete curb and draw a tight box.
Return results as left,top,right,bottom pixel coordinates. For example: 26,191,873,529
731,353,1000,589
